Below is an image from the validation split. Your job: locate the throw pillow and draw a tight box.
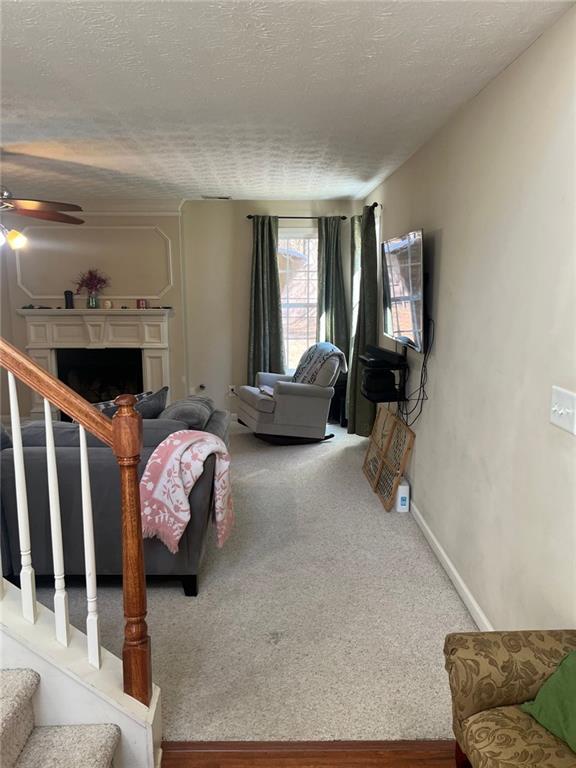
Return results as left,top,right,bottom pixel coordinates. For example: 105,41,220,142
134,386,169,419
158,396,214,430
98,387,169,419
94,390,152,415
521,650,576,752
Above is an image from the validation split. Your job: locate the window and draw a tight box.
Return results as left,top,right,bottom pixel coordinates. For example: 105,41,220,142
278,229,318,371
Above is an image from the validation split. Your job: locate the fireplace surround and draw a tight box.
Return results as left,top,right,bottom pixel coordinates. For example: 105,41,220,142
17,308,173,418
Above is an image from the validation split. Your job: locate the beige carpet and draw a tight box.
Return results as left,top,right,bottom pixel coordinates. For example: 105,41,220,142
39,422,475,740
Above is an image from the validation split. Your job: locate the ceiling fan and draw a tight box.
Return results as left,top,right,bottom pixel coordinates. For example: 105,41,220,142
0,187,84,249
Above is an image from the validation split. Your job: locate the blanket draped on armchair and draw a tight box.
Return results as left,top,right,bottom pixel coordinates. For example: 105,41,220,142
140,430,234,553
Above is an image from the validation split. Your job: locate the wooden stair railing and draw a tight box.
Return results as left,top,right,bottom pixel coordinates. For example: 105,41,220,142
0,337,152,706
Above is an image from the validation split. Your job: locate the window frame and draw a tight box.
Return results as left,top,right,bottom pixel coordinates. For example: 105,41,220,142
277,226,319,373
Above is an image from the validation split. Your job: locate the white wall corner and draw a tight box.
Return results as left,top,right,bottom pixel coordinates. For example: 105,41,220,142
410,501,494,632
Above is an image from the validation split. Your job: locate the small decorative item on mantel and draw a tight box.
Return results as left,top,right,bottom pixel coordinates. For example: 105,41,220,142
74,268,110,309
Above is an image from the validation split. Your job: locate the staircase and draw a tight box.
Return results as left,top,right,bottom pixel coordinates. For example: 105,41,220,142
0,337,162,767
1,669,119,767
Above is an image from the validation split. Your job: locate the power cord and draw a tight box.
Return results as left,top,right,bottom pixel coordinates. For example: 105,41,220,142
398,318,434,428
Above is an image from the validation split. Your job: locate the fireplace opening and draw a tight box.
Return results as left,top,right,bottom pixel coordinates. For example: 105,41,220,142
57,348,143,420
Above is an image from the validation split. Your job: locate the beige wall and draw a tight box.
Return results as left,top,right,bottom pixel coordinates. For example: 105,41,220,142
1,206,187,411
368,7,576,629
180,199,359,409
1,198,359,414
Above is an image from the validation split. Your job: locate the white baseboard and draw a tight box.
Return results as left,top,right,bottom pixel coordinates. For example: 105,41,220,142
410,501,494,631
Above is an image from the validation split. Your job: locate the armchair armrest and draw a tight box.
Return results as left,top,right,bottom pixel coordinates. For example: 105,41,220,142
444,630,576,738
256,372,293,387
274,381,334,399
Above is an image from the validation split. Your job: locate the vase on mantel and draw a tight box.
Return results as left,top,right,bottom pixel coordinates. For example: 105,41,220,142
87,292,100,309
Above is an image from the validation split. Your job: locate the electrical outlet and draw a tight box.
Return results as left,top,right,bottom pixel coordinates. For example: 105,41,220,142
550,386,576,435
228,384,236,396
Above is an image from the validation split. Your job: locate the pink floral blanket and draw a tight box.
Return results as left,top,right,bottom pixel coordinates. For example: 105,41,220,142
140,430,234,553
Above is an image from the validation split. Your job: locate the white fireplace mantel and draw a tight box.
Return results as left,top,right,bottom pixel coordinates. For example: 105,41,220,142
17,308,174,417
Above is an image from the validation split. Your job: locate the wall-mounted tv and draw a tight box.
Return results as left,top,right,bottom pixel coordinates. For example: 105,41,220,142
382,229,425,353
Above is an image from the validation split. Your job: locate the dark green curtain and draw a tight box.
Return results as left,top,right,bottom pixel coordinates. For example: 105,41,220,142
317,216,350,358
247,216,285,385
347,205,378,436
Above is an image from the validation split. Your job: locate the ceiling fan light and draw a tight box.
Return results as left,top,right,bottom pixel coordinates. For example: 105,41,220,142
6,229,27,249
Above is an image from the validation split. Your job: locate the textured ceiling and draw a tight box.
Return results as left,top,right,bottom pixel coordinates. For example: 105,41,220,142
0,1,570,201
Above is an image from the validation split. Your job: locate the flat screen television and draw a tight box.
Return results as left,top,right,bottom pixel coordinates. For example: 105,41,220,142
381,229,425,353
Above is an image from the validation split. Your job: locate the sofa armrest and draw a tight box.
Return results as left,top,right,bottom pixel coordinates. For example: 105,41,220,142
256,372,292,387
444,630,576,738
274,381,334,399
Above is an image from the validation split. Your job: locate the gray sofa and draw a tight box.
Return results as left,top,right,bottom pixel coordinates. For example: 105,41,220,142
0,400,229,596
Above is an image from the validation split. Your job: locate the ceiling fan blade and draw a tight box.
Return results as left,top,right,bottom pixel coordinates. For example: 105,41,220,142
9,208,85,225
8,198,83,212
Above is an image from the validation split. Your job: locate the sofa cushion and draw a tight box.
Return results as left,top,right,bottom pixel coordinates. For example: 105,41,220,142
521,651,576,752
461,705,576,768
0,425,12,450
159,396,214,430
20,419,188,448
237,385,276,413
140,419,190,446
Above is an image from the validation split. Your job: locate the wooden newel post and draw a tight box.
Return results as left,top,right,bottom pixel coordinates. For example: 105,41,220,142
112,394,152,706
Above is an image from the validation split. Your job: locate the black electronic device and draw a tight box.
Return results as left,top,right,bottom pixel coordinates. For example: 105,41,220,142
359,345,409,403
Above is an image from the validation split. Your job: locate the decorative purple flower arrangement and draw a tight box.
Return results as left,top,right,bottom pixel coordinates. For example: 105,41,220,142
74,269,110,308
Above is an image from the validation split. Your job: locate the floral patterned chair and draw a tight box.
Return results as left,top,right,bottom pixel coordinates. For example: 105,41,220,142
444,630,576,768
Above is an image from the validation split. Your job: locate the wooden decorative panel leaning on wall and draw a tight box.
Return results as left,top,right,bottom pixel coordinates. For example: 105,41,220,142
363,405,415,511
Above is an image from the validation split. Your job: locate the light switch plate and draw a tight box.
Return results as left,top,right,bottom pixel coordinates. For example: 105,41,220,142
550,386,576,435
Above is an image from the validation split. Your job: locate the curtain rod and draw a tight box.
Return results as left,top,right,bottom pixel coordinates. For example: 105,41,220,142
246,214,347,220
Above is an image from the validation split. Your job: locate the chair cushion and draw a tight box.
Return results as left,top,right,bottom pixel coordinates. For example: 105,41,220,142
461,705,576,768
237,385,276,413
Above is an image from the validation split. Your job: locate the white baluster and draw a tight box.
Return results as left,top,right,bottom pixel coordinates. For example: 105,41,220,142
79,425,101,669
44,398,70,646
7,372,37,622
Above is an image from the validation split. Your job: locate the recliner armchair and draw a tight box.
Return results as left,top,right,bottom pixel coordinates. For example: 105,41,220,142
237,342,347,442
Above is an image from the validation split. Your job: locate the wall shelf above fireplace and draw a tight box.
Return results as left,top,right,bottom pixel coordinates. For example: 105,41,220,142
17,308,173,316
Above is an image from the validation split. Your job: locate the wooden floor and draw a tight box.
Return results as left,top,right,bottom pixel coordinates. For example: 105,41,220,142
161,740,456,767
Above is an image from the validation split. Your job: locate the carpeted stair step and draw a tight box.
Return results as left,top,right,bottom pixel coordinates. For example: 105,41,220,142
15,723,120,768
0,669,40,768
